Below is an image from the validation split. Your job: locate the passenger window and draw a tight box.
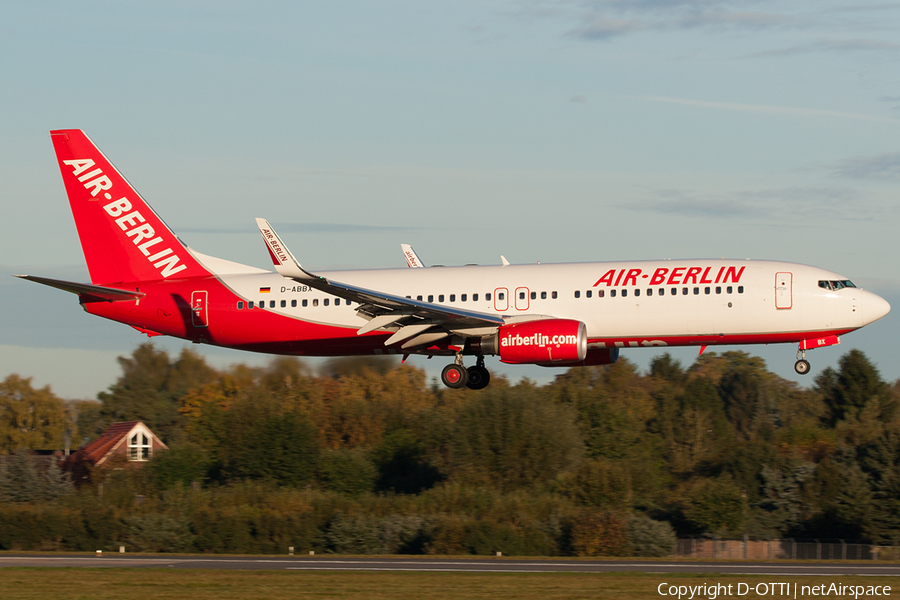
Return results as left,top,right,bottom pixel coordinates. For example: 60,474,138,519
530,291,536,300
474,293,479,301
552,291,558,299
335,298,341,306
611,289,617,298
715,287,721,294
462,294,467,302
727,286,733,294
439,294,445,302
682,288,688,295
498,292,504,300
291,299,297,307
704,287,710,294
324,298,329,306
450,294,455,302
693,288,699,295
485,293,491,301
520,291,526,300
738,286,744,294
236,301,243,310
622,289,628,297
671,288,677,296
417,295,423,301
281,300,286,308
574,290,580,299
598,290,605,298
428,295,434,302
270,300,276,308
313,299,319,307
586,290,592,298
634,289,640,297
646,289,652,297
541,291,547,300
249,301,255,308
302,299,308,307
659,288,665,296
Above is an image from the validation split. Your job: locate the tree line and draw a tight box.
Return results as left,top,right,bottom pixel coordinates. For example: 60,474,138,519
0,343,898,555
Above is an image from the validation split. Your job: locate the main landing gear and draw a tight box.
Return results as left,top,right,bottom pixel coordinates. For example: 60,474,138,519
794,348,811,375
441,355,491,390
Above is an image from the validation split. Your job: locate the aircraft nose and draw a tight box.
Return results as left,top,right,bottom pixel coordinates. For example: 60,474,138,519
863,290,891,324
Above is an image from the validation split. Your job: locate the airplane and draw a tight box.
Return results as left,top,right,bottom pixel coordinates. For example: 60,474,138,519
16,130,892,389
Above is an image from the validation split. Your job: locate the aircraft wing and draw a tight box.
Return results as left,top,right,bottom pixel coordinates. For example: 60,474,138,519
255,219,504,349
14,275,145,302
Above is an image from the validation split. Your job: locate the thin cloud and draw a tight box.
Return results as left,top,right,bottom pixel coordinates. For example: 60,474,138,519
833,152,900,180
181,222,425,235
568,16,642,40
628,186,872,221
743,38,900,58
627,95,900,124
565,1,787,40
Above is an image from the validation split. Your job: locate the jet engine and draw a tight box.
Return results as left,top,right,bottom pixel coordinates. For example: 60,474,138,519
473,319,588,364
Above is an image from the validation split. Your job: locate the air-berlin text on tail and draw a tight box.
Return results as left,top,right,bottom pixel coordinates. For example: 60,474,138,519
260,228,289,265
593,266,746,288
62,159,187,278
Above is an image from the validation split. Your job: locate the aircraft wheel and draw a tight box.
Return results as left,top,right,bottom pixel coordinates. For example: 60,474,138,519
441,364,469,389
794,359,810,375
466,365,491,390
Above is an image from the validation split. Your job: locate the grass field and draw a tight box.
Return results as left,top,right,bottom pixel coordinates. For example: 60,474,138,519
0,569,895,600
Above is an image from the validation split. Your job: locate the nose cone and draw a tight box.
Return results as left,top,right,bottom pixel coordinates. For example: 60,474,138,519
863,290,891,324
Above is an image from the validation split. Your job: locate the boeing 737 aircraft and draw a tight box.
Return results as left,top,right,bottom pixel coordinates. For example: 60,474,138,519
17,130,891,389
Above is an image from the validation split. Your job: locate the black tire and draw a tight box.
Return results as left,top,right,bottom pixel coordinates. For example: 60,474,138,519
794,359,810,375
466,365,491,390
441,363,468,389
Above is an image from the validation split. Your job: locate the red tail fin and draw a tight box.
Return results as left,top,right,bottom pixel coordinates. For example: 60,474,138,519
50,130,210,285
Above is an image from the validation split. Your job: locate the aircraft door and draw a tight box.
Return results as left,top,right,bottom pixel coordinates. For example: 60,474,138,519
191,290,209,327
775,272,792,309
494,288,509,312
515,287,530,311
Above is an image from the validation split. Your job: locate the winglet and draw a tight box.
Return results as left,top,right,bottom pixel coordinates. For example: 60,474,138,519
401,244,425,268
501,255,510,267
255,218,316,281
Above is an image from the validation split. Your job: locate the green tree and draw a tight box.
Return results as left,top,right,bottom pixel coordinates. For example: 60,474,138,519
99,344,218,443
0,375,68,453
817,350,895,426
450,381,582,490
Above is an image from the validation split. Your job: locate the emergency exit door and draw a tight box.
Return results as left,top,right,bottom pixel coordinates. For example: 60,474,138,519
191,290,209,327
775,272,792,309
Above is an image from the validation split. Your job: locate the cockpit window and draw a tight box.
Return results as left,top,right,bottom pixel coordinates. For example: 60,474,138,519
819,280,856,291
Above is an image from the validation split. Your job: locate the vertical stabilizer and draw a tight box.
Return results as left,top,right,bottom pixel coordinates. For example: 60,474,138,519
50,130,209,284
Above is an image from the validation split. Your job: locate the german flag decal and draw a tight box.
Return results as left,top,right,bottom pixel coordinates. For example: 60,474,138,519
259,287,271,294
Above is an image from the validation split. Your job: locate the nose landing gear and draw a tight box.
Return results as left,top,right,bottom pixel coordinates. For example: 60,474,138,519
440,354,491,389
794,348,810,375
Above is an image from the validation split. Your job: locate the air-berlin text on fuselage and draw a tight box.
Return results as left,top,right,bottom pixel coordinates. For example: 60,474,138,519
593,266,746,288
62,158,187,278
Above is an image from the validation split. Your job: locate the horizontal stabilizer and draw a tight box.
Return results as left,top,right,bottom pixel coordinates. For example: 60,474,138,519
14,275,144,302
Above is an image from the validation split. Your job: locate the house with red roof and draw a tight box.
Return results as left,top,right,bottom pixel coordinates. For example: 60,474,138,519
64,421,167,484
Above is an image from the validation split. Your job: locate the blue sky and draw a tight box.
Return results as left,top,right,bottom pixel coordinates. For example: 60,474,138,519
1,1,898,398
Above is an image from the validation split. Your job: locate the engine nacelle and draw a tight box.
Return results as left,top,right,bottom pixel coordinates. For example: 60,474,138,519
477,319,588,364
538,346,619,367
